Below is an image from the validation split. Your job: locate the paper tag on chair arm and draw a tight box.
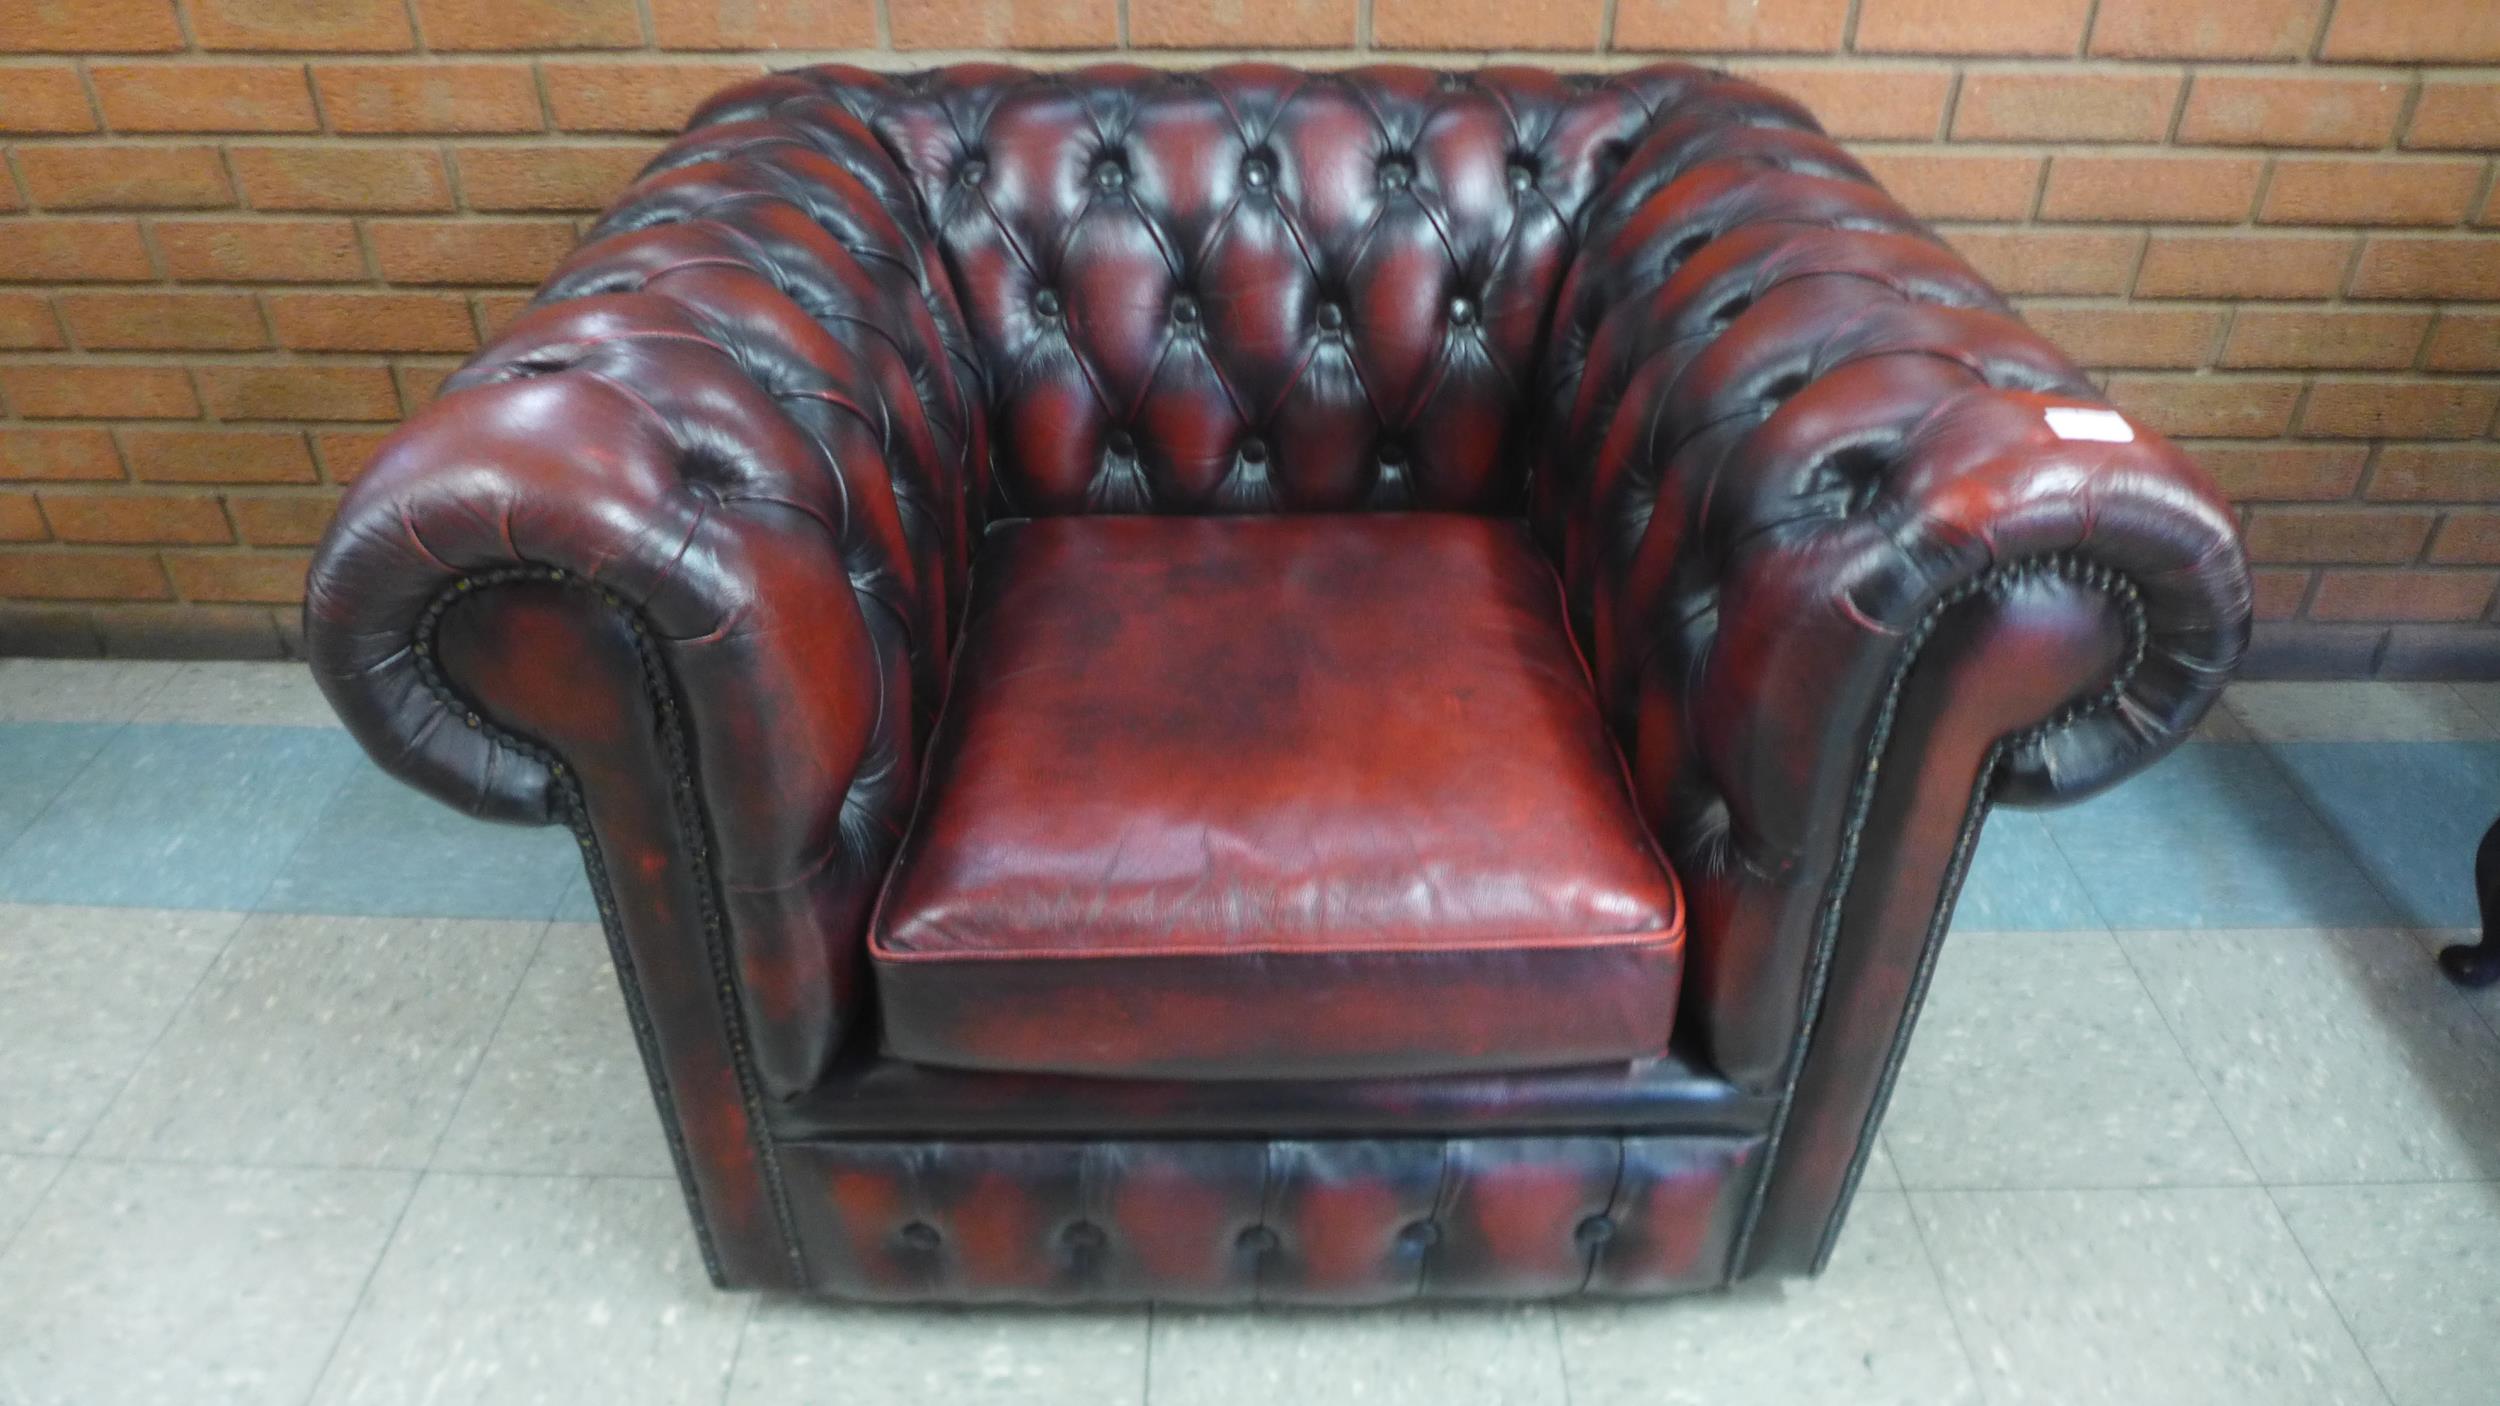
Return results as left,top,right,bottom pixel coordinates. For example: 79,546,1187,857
2043,406,2136,443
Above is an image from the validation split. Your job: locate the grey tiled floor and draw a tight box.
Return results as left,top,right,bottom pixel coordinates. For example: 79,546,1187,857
1,659,2498,1404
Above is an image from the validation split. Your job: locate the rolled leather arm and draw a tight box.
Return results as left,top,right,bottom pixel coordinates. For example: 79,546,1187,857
1537,74,2252,1085
304,85,986,1098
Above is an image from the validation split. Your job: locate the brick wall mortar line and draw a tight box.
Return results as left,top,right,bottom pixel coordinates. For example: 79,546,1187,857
5,22,2498,661
2076,0,2105,59
2310,0,2341,65
2162,63,2190,144
33,51,2475,76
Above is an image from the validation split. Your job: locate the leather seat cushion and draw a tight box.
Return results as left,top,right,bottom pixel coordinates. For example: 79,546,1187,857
870,513,1685,1081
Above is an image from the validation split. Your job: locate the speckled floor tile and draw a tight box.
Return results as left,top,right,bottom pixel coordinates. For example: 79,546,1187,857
0,1154,62,1251
1952,813,2105,932
433,923,673,1177
2041,744,2394,928
2410,929,2500,1038
553,869,601,923
2451,684,2500,735
1884,931,2252,1190
2226,682,2499,744
0,1161,413,1406
0,659,178,723
2119,928,2500,1184
2273,1181,2500,1406
0,723,114,855
0,905,241,1154
0,723,360,909
1151,1302,1566,1406
83,914,542,1169
2196,700,2255,741
2270,742,2500,927
1911,1187,2386,1406
130,661,341,728
0,677,2488,1401
258,760,581,920
1559,1192,1979,1406
731,1300,1147,1405
311,1174,751,1406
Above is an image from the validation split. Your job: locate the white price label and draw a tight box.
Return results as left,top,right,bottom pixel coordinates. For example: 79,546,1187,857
2043,406,2136,443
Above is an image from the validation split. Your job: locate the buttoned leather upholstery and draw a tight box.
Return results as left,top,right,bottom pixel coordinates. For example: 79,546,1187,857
783,1133,1761,1303
302,61,2251,1302
872,512,1683,1081
692,63,1690,516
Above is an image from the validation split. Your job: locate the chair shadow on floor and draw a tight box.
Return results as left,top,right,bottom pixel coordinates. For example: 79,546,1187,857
2259,743,2500,1193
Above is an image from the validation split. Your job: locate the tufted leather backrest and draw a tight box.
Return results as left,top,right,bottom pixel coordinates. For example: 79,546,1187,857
688,63,1727,516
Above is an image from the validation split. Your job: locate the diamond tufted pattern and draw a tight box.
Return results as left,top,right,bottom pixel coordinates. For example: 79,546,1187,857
1516,69,2250,1086
300,60,2253,1303
782,1133,1761,1303
687,62,1721,515
305,80,986,1100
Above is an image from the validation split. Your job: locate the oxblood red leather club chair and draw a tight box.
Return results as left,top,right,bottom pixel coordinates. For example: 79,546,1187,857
306,63,2251,1304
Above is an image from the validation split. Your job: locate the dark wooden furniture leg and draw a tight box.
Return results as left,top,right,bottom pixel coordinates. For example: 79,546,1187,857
2440,813,2500,988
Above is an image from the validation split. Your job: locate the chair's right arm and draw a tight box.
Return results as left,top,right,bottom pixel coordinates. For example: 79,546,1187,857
1536,73,2253,1276
303,78,986,1288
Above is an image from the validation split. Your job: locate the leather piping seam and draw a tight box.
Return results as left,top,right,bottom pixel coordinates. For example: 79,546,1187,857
1813,743,2001,1271
867,927,1686,963
773,1100,1779,1144
409,564,810,1288
1725,551,2149,1274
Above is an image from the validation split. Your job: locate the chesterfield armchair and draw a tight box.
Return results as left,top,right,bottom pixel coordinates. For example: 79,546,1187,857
306,63,2250,1303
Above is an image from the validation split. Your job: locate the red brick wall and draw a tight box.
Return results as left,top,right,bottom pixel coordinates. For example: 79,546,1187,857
0,0,2495,673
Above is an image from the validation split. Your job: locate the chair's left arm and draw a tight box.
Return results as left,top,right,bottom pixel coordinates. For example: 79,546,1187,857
304,79,987,1288
1536,73,2252,1275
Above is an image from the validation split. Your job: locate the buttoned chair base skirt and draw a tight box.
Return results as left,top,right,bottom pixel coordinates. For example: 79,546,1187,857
304,62,2253,1303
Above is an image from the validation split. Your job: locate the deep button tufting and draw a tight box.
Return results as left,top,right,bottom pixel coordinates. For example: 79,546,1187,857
1397,1220,1442,1252
781,1134,1760,1301
1377,440,1407,467
1170,293,1200,327
1315,301,1346,333
814,64,1733,516
1519,62,2252,1119
1575,1213,1617,1246
1061,1220,1108,1252
1091,156,1127,191
306,60,2252,1303
1105,429,1137,459
1807,444,1891,515
1449,296,1479,328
